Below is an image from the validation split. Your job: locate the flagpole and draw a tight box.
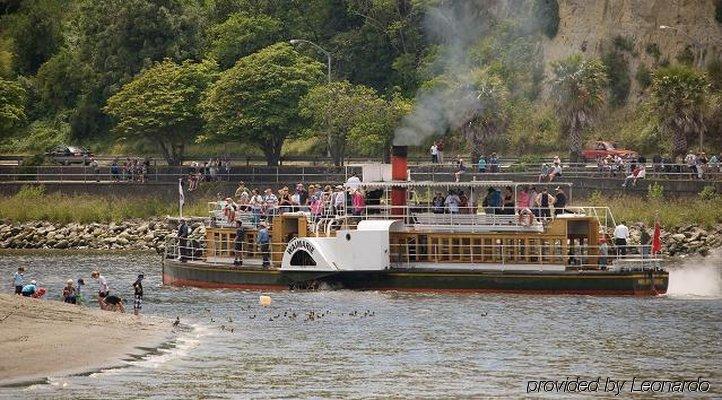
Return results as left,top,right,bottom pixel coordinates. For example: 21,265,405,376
178,178,185,218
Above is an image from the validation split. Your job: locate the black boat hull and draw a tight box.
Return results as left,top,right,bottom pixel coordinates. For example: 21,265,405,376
163,260,669,296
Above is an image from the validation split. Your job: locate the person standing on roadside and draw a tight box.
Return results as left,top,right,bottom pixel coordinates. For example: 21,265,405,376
132,274,144,316
12,267,25,295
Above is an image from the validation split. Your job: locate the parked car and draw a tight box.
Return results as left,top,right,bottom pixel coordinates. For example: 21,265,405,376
47,145,93,165
581,141,638,161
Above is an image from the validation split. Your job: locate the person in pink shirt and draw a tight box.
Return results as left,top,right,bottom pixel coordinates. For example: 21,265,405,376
516,186,531,209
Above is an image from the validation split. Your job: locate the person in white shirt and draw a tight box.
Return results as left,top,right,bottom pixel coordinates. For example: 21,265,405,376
346,173,361,192
430,143,439,163
613,221,630,256
444,191,461,214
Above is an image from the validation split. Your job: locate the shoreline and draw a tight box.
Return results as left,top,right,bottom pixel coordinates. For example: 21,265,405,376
0,294,175,387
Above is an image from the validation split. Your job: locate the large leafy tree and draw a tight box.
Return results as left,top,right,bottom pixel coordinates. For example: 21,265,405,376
201,43,324,166
105,60,217,165
206,12,282,70
349,93,412,161
549,54,608,162
3,0,66,75
72,0,203,141
650,66,708,157
299,81,386,165
0,77,26,137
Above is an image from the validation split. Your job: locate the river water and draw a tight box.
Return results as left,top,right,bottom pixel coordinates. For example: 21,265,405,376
0,253,720,399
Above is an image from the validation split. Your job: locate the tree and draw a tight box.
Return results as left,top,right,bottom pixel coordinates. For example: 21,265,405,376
0,77,26,137
4,0,66,74
206,12,282,70
348,93,412,161
72,0,203,141
549,54,608,162
201,43,324,166
650,66,708,157
455,70,510,163
36,48,93,113
104,60,217,165
299,81,385,165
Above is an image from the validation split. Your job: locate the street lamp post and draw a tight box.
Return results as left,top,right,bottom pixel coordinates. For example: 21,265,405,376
290,39,332,83
659,25,705,150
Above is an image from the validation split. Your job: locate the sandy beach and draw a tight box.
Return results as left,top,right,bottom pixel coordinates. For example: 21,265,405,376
0,294,171,386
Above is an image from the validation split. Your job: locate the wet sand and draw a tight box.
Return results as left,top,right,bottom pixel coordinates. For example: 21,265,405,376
0,294,171,386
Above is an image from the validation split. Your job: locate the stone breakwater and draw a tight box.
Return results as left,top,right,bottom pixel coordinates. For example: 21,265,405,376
0,219,719,258
0,218,206,252
605,223,722,257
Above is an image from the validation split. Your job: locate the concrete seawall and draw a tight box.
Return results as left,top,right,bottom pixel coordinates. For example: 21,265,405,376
1,173,719,201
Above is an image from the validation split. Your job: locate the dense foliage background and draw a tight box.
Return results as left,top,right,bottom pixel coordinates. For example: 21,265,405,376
0,0,720,164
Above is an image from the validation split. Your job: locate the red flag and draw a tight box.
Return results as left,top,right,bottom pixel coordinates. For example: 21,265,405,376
652,220,662,255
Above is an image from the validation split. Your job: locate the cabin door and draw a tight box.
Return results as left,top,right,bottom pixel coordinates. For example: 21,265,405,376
567,220,590,267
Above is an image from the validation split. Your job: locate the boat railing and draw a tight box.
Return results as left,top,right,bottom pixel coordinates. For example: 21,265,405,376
388,242,661,271
163,236,288,267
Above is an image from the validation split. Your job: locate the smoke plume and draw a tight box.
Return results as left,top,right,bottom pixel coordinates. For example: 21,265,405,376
393,3,492,146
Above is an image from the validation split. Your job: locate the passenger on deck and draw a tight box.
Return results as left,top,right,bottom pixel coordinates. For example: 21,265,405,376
444,191,461,214
458,191,469,214
502,186,515,215
278,187,293,212
432,192,445,214
332,185,346,215
517,186,531,210
477,155,487,172
484,187,502,214
613,221,630,256
257,222,271,268
598,238,609,269
295,183,309,211
453,158,467,182
234,220,245,266
535,188,555,219
351,189,365,216
249,189,263,226
263,188,278,221
489,153,499,173
554,187,567,215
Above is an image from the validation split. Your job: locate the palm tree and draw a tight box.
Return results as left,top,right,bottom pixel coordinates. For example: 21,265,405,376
549,54,608,162
650,66,708,157
452,69,510,164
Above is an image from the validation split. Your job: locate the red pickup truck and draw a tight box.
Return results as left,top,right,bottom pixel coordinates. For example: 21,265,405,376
581,141,638,161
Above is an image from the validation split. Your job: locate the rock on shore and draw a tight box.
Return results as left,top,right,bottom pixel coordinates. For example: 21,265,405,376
0,218,206,252
0,219,719,258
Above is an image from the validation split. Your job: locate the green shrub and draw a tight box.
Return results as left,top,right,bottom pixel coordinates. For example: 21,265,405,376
635,63,653,88
534,0,560,39
602,50,631,106
716,0,722,24
647,182,664,201
645,43,661,61
707,59,722,91
613,35,635,52
676,45,695,66
699,185,717,200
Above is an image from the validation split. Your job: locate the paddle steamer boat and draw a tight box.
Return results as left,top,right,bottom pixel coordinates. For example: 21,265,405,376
162,146,668,295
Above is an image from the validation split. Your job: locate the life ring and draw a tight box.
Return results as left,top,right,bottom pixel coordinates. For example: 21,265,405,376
518,208,534,227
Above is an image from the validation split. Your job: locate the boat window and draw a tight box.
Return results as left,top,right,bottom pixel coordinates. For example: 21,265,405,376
290,250,316,266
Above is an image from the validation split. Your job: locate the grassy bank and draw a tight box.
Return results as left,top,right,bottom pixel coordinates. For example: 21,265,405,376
0,186,209,224
1,186,720,228
587,193,722,229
